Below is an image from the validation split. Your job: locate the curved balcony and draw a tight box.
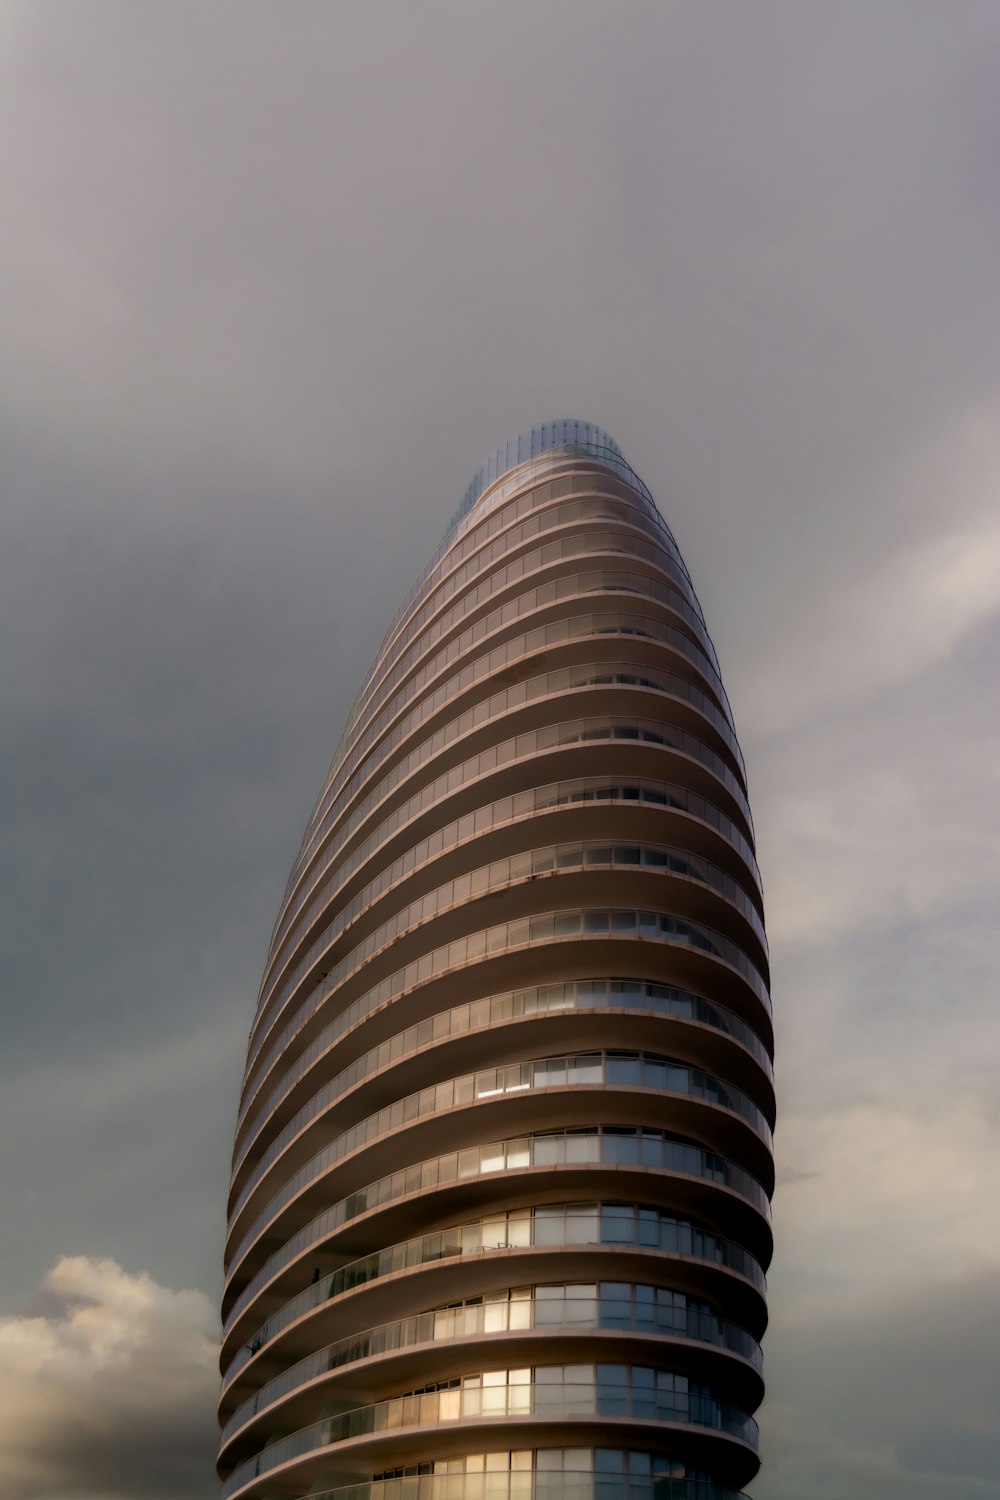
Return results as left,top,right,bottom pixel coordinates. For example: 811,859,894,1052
227,1051,772,1258
259,732,760,1046
283,712,757,975
221,1373,758,1500
366,432,699,688
223,1128,772,1336
264,744,761,1039
338,561,724,790
221,1287,763,1453
310,493,714,835
280,635,748,950
264,751,760,1018
254,804,761,1050
350,462,707,746
242,905,771,1141
296,517,721,884
251,834,767,1070
221,1203,767,1392
253,652,750,1070
231,999,773,1228
297,1477,748,1500
369,494,697,697
230,980,773,1208
331,608,733,836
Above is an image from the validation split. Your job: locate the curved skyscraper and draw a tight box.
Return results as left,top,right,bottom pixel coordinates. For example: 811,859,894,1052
218,422,773,1500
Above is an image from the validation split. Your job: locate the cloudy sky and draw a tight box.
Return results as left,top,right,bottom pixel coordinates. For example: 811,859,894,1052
2,3,998,1497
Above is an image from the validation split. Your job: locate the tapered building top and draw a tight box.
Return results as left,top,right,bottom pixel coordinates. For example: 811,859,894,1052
218,424,773,1500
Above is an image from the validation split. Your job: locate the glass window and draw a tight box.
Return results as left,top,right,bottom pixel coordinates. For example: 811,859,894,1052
567,1055,602,1084
606,1056,639,1086
595,1450,625,1473
533,1208,566,1246
563,1206,599,1244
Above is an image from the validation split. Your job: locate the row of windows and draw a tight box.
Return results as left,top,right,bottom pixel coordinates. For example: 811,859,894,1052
243,895,770,1136
224,1130,769,1335
264,698,756,1059
263,597,735,1011
222,1285,762,1449
352,482,698,765
276,615,743,998
407,1366,707,1397
228,1048,769,1254
222,1369,755,1498
308,506,702,867
221,1201,764,1391
253,828,766,1081
258,768,761,1055
335,560,717,824
372,456,699,735
250,634,748,1071
258,716,758,1049
374,1448,705,1476
335,601,727,849
232,975,772,1199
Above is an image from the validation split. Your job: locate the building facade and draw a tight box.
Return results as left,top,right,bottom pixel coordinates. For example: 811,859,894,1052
218,422,773,1500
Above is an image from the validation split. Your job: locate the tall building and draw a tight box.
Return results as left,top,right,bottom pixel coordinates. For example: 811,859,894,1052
218,422,773,1500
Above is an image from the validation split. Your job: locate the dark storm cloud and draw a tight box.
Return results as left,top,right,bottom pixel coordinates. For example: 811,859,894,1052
1,3,998,1496
762,1267,1000,1498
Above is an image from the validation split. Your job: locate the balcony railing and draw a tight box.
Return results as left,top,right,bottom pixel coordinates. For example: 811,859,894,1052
222,1378,758,1498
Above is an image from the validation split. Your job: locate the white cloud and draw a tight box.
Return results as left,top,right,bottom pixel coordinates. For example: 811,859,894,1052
773,1097,1000,1317
0,1258,218,1500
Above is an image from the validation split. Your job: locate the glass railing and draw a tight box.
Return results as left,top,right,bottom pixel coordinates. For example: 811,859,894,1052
287,614,745,937
342,564,723,780
227,1049,772,1256
297,503,736,890
264,715,758,1004
308,511,705,851
297,1476,748,1500
289,601,733,966
341,589,730,807
232,977,774,1189
258,762,763,1041
346,469,701,760
332,606,731,835
362,443,705,740
260,768,762,1028
251,830,767,1064
242,902,772,1121
221,1202,766,1388
456,424,628,523
222,1286,762,1445
411,437,689,624
402,488,692,674
223,1128,771,1334
221,1375,758,1498
448,435,689,577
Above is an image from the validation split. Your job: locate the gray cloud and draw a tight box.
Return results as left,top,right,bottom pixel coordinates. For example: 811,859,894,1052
759,1268,1000,1499
1,2,998,1494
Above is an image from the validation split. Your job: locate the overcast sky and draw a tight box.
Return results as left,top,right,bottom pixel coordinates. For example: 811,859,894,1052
2,3,999,1498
